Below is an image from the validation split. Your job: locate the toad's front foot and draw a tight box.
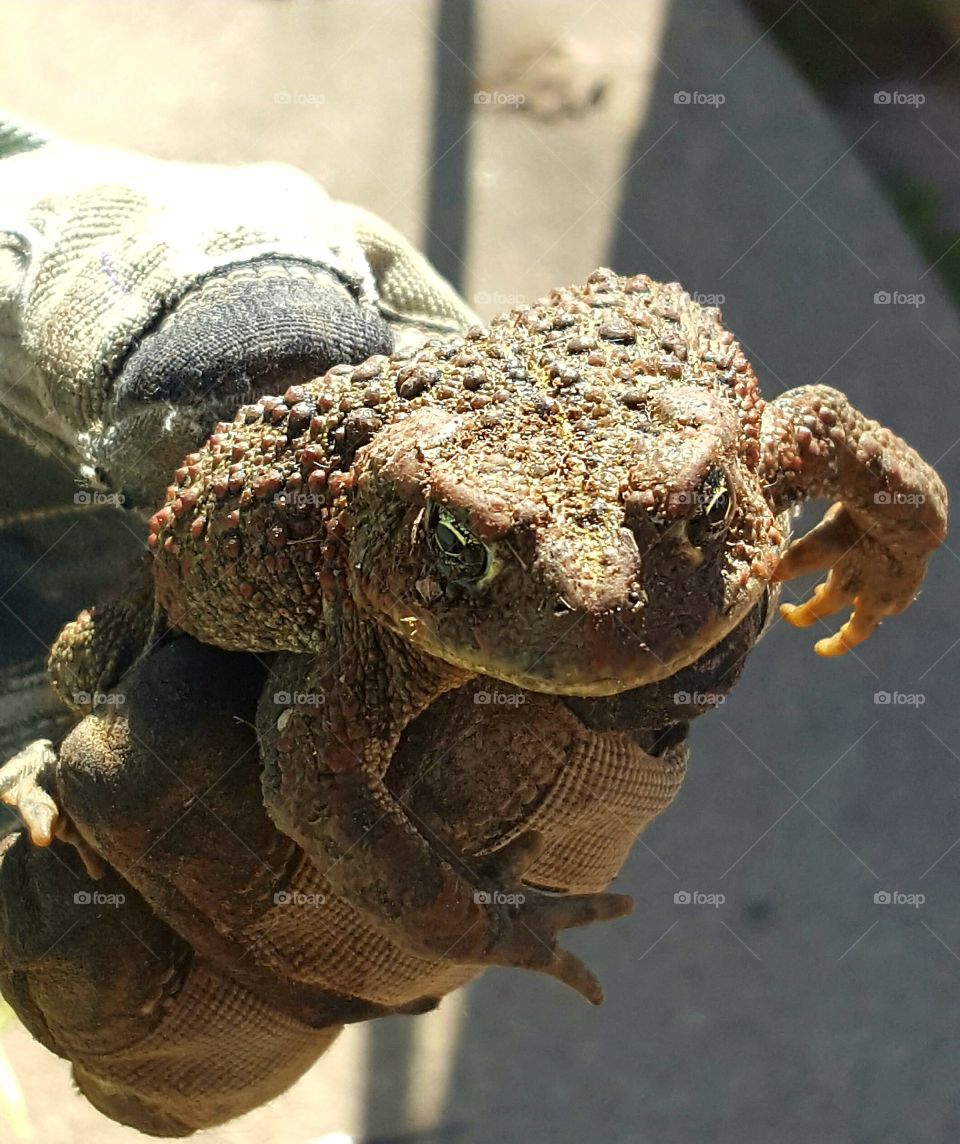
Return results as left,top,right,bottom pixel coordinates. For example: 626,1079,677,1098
775,503,933,656
762,384,946,656
449,833,633,1005
0,738,105,878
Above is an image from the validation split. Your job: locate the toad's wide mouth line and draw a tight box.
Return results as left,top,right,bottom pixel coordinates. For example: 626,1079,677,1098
383,581,771,697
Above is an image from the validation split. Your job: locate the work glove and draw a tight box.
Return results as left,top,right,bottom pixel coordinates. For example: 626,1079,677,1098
0,116,476,510
0,120,480,1128
0,116,477,756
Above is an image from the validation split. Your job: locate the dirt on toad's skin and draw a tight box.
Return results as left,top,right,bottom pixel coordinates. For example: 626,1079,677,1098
149,268,784,693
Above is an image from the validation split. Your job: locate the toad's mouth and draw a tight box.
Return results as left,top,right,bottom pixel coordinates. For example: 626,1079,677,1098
381,576,772,697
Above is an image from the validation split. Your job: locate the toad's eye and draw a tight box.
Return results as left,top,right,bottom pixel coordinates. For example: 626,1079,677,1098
687,468,735,547
428,504,493,583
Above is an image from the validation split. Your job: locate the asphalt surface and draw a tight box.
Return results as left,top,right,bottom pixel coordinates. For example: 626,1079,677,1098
1,2,958,1142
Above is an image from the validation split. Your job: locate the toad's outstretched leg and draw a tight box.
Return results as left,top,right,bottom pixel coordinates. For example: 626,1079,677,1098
761,385,948,656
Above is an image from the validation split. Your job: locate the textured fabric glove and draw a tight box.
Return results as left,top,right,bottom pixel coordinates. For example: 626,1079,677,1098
0,119,480,1131
0,116,476,508
0,116,477,764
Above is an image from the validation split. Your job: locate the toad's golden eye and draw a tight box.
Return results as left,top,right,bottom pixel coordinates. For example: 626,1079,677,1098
687,468,735,547
428,504,493,583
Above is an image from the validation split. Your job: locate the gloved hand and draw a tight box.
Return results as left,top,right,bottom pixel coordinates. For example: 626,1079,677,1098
0,118,481,1130
0,115,478,768
0,116,477,509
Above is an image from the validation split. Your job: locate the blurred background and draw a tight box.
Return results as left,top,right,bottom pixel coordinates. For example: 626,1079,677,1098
1,1,959,1141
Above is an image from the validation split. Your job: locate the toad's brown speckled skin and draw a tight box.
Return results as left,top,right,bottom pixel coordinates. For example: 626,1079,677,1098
138,269,946,1000
148,269,785,690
